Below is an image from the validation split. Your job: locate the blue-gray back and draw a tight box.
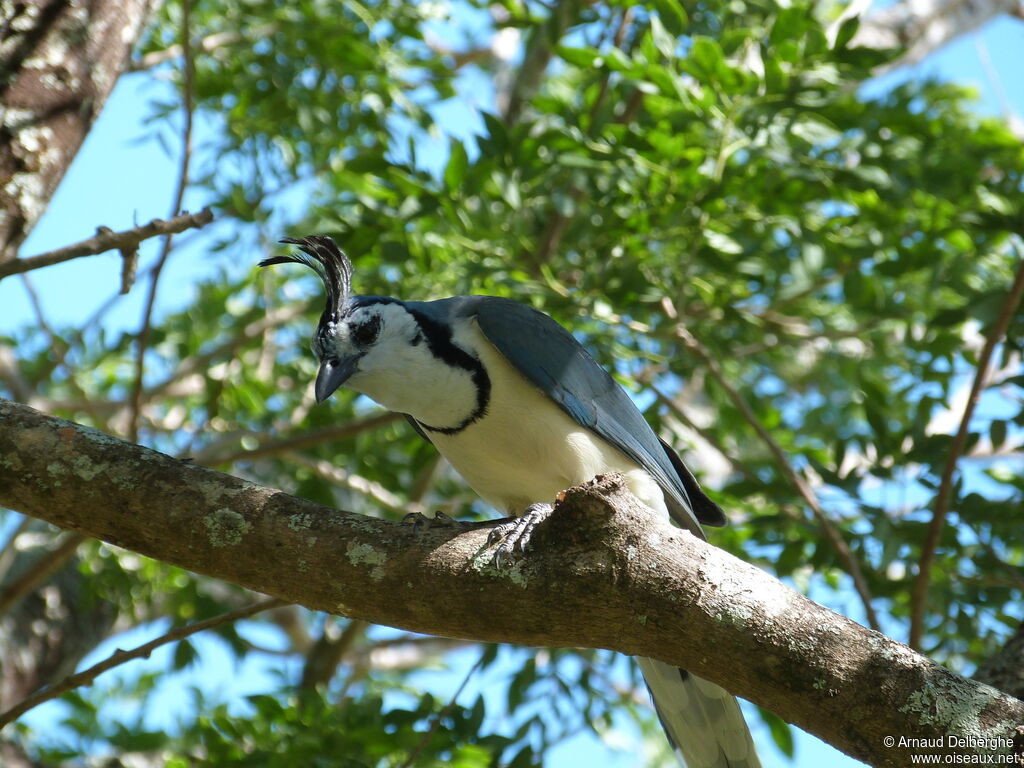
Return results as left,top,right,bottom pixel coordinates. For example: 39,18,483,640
412,295,719,538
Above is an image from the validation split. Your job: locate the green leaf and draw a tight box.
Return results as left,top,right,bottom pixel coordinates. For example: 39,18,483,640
705,230,743,255
649,15,678,60
689,37,724,76
558,46,600,68
990,420,1007,448
445,140,469,190
833,15,860,51
173,638,197,670
761,709,795,757
770,7,810,47
653,0,688,37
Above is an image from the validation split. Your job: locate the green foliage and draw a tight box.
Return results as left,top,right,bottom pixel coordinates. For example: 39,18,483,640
3,0,1023,765
175,688,513,767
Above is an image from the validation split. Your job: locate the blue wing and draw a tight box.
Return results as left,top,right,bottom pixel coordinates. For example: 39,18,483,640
467,297,725,537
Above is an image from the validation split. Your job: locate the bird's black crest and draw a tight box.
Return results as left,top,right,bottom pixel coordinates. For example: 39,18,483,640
260,235,353,321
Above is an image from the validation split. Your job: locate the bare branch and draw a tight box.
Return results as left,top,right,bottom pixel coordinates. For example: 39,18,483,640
129,24,278,71
503,0,580,125
192,410,403,466
662,297,882,632
0,344,31,402
0,514,31,583
976,621,1024,701
854,0,1024,73
147,303,307,405
128,1,197,445
397,651,485,768
299,618,368,690
647,381,759,485
284,452,426,517
0,399,1021,766
0,210,213,280
0,596,285,727
0,532,84,616
910,256,1024,649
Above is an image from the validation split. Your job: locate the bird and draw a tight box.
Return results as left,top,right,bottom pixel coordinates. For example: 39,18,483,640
260,234,761,768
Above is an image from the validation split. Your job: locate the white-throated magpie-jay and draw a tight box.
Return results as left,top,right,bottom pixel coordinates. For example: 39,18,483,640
261,235,760,768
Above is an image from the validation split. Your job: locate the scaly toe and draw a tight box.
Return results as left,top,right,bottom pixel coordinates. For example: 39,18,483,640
402,511,467,532
488,503,553,566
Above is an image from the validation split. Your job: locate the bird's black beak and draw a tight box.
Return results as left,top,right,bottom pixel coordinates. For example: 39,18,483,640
315,357,357,403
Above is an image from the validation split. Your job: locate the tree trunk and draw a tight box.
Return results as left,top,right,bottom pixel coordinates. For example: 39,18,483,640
0,0,156,259
0,3,155,757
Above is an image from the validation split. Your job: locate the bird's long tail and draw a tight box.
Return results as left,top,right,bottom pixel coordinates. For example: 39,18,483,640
637,657,761,768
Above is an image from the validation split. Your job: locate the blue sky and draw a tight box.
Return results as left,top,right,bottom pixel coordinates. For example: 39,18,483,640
5,8,1024,768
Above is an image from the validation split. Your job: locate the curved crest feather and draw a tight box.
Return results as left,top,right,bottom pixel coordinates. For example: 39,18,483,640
260,235,353,320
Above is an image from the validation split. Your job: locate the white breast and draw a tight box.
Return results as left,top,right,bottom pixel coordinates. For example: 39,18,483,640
428,320,668,518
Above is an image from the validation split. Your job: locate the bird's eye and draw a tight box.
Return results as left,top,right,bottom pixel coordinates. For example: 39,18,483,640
350,315,381,347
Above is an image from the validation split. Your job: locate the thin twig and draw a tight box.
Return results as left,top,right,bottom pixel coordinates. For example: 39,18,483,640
18,273,93,402
647,381,758,484
129,23,277,71
0,533,85,616
360,637,475,672
299,618,368,690
17,273,56,342
284,452,426,516
0,597,286,728
28,266,156,412
409,453,444,505
146,303,306,404
0,514,32,583
909,256,1024,650
663,297,882,631
395,651,486,768
529,7,640,268
127,0,196,444
192,411,403,466
650,381,816,532
504,0,578,125
0,210,213,280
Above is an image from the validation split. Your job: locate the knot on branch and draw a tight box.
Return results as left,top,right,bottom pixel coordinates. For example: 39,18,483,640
556,472,631,518
529,472,648,556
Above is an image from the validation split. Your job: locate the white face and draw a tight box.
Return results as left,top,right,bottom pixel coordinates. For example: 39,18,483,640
313,301,417,384
313,299,483,430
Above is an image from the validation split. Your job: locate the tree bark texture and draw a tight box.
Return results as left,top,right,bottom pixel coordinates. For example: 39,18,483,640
0,0,156,258
0,398,1022,768
977,622,1024,702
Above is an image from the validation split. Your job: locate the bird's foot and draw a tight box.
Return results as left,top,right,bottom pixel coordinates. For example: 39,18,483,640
487,502,553,567
402,510,472,533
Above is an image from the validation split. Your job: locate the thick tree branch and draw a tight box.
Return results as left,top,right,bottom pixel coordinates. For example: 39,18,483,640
0,399,1021,767
0,209,214,280
853,0,1024,71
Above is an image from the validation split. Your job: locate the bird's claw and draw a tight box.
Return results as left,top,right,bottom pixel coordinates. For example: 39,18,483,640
488,503,552,567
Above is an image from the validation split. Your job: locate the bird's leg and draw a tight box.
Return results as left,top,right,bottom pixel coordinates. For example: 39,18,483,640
401,510,480,532
488,502,553,567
